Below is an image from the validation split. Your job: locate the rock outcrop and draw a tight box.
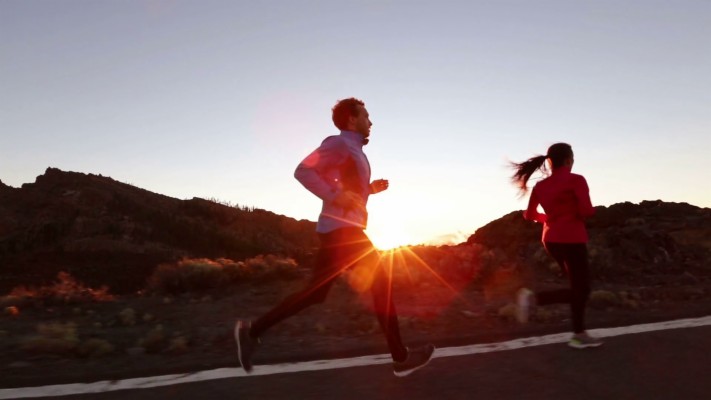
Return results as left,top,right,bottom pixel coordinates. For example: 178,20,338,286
465,200,711,284
0,168,318,293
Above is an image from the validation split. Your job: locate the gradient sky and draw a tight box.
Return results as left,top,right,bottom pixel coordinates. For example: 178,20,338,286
2,0,710,248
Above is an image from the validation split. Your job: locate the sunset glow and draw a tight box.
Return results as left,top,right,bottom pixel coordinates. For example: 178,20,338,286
2,1,709,247
365,197,421,249
366,225,414,251
347,244,480,319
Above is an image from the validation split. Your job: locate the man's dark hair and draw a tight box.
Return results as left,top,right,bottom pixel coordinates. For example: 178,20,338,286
332,98,365,130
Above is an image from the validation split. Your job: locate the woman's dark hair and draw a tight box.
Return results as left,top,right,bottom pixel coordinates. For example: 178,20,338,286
332,98,364,130
510,142,574,194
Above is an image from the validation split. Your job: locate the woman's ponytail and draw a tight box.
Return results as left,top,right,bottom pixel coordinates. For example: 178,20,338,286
510,142,573,195
511,155,548,195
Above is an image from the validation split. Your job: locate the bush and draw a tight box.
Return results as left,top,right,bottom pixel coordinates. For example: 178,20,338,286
118,308,137,326
243,254,300,281
147,258,228,294
167,336,189,354
146,255,300,294
497,303,518,321
4,306,19,317
77,338,115,358
21,322,116,358
589,290,621,309
138,325,166,353
22,322,79,355
3,272,114,307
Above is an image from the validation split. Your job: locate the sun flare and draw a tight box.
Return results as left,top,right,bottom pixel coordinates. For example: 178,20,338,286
365,194,422,250
365,225,413,251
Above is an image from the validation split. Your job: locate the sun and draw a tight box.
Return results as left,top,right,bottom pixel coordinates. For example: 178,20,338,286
365,192,422,250
365,186,437,250
365,224,413,251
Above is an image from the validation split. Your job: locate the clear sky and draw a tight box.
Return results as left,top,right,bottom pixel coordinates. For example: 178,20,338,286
2,1,710,248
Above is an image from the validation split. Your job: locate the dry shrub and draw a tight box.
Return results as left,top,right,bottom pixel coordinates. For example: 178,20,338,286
4,306,19,317
138,325,166,353
497,303,518,321
167,336,189,354
147,258,228,294
589,290,621,309
22,322,79,355
243,255,300,281
3,272,114,307
533,307,558,323
77,338,115,358
616,290,642,309
483,265,523,305
118,308,137,326
23,322,115,358
148,258,225,294
147,255,300,294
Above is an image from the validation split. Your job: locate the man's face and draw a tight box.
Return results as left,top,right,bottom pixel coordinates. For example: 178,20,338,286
351,105,372,138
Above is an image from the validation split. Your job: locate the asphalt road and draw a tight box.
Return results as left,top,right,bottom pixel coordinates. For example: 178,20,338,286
14,320,711,400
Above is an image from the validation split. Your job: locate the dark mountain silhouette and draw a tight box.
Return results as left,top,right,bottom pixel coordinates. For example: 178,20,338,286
1,174,710,388
466,200,711,284
0,168,318,293
2,168,709,295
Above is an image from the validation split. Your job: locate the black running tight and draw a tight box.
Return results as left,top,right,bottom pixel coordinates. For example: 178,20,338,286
535,242,591,334
249,227,408,361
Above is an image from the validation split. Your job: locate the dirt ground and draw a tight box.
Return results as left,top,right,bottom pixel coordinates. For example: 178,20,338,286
3,272,711,389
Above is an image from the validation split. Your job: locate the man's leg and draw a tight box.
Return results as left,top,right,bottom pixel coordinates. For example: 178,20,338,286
249,238,340,338
353,231,434,376
236,230,345,372
369,252,408,362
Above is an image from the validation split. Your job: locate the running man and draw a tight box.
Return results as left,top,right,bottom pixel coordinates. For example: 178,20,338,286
235,98,435,376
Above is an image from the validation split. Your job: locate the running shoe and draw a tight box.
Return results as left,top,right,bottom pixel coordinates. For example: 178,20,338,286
235,320,259,372
516,288,535,324
393,344,436,377
569,332,604,349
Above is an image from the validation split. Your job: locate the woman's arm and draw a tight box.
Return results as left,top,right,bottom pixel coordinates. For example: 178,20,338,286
523,189,547,223
574,176,595,218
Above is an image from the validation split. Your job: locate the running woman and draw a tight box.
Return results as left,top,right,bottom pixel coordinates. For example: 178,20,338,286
235,98,435,376
511,142,603,348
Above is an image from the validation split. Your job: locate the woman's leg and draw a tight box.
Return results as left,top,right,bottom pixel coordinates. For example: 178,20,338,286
540,242,590,333
535,242,572,306
565,244,591,334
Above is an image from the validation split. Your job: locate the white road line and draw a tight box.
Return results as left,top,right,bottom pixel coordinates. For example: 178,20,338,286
3,315,711,399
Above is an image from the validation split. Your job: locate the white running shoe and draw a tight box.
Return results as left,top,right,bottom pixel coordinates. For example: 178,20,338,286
569,332,604,349
516,288,535,324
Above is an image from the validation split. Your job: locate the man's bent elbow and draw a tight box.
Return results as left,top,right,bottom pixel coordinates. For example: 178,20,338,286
294,165,308,182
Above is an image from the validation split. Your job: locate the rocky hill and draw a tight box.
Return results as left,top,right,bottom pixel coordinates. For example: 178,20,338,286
465,200,711,286
1,172,710,388
0,168,318,293
2,168,709,297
